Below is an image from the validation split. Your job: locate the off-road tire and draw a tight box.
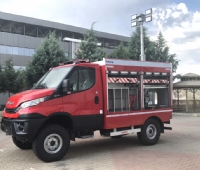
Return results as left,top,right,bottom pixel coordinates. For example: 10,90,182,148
32,124,70,162
12,136,32,150
137,118,161,145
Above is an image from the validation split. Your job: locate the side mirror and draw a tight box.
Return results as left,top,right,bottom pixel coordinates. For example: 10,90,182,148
62,79,71,93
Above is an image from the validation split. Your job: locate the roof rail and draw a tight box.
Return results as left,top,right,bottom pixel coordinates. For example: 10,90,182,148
58,59,90,66
74,59,90,64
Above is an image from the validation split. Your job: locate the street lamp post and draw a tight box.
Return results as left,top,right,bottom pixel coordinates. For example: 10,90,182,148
131,8,152,61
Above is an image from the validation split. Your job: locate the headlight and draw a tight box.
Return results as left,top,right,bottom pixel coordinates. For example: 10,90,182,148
21,97,47,109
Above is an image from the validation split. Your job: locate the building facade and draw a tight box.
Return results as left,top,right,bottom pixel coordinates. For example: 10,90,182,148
0,11,130,105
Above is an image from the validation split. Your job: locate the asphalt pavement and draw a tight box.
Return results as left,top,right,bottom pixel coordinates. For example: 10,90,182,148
1,112,200,170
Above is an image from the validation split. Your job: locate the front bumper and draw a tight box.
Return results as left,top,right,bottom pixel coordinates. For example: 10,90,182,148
1,115,47,140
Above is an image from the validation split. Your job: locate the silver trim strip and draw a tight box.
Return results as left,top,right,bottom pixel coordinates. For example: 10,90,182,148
106,109,173,118
110,127,141,136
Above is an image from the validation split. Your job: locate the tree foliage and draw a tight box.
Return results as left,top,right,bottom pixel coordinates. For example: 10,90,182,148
173,74,182,81
1,59,25,97
128,27,155,61
75,22,106,62
108,42,129,59
25,32,66,88
154,31,179,73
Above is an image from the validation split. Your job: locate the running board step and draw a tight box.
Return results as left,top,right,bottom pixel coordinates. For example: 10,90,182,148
110,127,141,137
164,127,172,130
79,135,94,139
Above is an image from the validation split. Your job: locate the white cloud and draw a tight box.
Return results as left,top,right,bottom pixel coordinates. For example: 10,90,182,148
171,11,181,18
177,3,188,14
166,9,172,18
159,10,165,20
153,3,200,75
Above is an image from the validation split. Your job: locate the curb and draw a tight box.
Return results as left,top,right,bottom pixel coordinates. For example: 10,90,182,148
173,112,200,117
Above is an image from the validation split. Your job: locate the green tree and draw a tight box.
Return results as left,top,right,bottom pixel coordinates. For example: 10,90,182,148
2,59,25,97
0,64,4,93
108,42,129,59
128,26,155,61
25,32,66,88
154,31,179,73
75,22,106,62
173,74,182,81
126,28,179,73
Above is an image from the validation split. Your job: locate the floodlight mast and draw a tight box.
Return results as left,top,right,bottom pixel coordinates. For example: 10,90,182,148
131,8,152,61
131,9,152,110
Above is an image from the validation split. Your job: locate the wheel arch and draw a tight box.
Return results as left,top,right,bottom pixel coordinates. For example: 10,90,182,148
35,112,76,141
144,116,164,133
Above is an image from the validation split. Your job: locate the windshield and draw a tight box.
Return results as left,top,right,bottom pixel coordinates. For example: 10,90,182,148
33,66,73,89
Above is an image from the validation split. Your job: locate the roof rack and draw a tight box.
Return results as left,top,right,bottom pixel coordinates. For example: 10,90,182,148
58,59,90,66
74,59,90,64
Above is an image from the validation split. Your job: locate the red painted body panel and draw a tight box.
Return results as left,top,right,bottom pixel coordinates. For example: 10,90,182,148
5,89,55,108
3,97,63,118
103,109,172,129
62,64,103,115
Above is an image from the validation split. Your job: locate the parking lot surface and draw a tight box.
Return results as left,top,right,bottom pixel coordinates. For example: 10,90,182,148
0,115,200,170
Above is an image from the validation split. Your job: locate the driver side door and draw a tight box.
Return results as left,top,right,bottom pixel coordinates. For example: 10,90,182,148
62,66,103,130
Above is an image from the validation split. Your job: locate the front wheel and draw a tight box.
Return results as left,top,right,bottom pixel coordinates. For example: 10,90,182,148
12,136,32,150
32,124,70,162
137,118,161,145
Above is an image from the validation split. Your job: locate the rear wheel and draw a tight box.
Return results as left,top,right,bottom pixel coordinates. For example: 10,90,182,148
32,124,70,162
12,136,32,150
137,118,161,145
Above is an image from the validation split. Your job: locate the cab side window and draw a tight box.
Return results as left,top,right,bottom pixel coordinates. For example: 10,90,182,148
68,67,95,92
69,70,78,92
79,68,95,91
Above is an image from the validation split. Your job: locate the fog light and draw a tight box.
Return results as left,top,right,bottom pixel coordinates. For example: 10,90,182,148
14,122,25,133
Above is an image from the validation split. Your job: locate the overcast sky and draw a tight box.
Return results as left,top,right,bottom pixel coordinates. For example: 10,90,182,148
0,0,200,75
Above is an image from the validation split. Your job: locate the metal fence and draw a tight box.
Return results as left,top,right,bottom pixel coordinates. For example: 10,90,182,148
173,100,200,112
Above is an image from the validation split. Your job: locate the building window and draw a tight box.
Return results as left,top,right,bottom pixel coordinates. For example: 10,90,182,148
13,47,18,55
24,48,30,56
6,46,12,55
30,49,35,56
65,53,69,57
0,45,35,57
0,45,7,54
18,47,25,55
13,66,26,70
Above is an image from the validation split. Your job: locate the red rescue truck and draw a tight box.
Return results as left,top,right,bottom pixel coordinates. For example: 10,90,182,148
1,58,173,162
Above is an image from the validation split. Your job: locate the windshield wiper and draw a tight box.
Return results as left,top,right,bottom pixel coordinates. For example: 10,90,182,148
35,83,47,89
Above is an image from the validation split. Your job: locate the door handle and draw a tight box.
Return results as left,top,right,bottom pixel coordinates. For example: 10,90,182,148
94,96,99,104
